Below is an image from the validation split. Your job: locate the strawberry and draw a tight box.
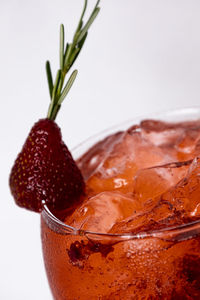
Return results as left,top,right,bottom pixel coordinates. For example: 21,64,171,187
9,2,100,212
9,119,85,212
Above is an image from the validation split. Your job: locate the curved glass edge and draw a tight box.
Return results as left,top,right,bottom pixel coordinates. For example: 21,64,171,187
41,106,200,243
42,204,200,243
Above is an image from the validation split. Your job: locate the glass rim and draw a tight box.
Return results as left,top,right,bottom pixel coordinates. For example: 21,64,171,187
41,106,200,242
72,105,200,157
42,204,200,241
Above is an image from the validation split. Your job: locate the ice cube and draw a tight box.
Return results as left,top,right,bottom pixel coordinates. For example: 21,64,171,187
86,131,173,196
140,119,200,161
132,160,190,204
77,132,124,180
109,200,179,235
140,119,185,147
65,191,142,233
176,129,200,161
162,157,200,218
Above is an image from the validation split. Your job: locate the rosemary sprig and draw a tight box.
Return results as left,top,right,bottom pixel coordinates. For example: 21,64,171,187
46,0,100,121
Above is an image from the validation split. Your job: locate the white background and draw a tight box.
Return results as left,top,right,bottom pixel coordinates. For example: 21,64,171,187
1,0,200,299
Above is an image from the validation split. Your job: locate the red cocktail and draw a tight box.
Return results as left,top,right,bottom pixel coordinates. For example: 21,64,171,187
41,108,200,300
8,1,200,298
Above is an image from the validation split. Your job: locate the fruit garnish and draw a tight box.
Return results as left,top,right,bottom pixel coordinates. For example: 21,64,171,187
9,0,101,212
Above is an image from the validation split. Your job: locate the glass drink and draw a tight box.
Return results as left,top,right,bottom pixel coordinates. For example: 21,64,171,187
41,107,200,299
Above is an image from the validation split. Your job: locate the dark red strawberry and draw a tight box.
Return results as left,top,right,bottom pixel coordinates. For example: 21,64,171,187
9,119,85,212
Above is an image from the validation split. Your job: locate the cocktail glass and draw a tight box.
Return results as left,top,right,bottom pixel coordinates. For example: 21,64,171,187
41,107,200,300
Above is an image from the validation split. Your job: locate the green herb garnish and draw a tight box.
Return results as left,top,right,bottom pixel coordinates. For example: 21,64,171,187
46,0,100,121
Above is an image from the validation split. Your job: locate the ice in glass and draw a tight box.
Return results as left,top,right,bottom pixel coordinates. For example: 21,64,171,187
41,109,200,300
